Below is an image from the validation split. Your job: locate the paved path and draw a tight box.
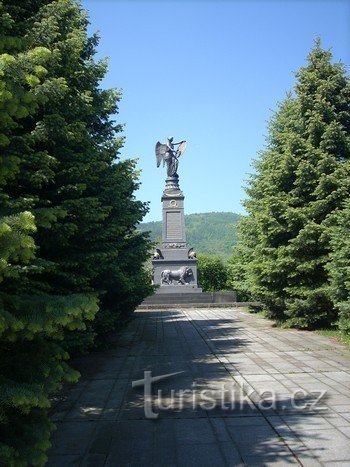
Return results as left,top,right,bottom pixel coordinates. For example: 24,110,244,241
48,308,350,466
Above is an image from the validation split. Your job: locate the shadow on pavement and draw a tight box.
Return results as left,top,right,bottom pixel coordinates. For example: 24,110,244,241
48,309,341,466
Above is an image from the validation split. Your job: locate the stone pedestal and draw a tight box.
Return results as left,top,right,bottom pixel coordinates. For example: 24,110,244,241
152,184,202,293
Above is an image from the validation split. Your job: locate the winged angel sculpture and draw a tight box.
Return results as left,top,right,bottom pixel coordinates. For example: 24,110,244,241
155,137,187,177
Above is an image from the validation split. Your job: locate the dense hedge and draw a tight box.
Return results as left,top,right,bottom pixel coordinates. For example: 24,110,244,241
197,253,229,292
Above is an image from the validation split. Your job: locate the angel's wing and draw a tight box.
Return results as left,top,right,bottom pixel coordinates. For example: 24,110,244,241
155,142,167,167
177,141,187,157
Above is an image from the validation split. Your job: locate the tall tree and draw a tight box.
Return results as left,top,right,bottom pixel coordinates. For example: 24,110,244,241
231,40,350,328
0,0,151,463
3,0,152,349
226,216,256,302
327,200,350,334
0,3,98,463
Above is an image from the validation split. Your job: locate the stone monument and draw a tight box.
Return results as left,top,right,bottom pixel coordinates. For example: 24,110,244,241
152,137,202,294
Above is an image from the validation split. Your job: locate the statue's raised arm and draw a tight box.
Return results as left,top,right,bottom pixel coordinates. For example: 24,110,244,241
155,137,187,177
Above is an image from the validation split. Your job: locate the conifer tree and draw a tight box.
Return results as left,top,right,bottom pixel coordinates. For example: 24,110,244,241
0,211,97,464
31,0,152,345
226,217,256,301
328,200,350,334
3,0,152,349
0,2,99,463
232,40,350,328
0,0,151,463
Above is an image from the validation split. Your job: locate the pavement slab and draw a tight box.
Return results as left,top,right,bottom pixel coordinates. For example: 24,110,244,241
48,308,350,466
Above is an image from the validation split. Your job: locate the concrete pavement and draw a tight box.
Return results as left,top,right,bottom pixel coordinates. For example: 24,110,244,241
48,308,350,466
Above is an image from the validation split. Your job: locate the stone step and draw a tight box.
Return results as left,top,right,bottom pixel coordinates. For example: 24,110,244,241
141,291,238,305
137,301,261,310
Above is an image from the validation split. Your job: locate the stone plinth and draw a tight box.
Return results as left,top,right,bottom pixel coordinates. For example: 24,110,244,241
141,291,237,305
153,257,201,294
152,185,201,293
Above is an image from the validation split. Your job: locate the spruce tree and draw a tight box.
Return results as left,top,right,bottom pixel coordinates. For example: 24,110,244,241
236,96,304,319
227,216,256,302
3,0,152,349
0,2,99,463
328,200,350,334
232,40,350,328
0,0,151,463
0,214,97,464
283,42,350,327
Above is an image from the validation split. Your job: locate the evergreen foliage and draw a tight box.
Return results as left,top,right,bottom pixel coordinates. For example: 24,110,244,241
197,253,229,292
0,0,151,463
0,211,98,465
226,217,255,301
230,40,350,328
327,200,350,333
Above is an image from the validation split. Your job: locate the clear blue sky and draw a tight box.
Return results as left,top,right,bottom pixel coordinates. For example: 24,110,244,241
82,0,349,222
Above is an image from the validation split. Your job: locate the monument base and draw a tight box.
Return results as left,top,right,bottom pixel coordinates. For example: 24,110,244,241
141,290,237,306
151,167,202,297
152,249,201,293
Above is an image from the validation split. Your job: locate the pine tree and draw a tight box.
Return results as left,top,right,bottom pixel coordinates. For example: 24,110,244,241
231,40,350,328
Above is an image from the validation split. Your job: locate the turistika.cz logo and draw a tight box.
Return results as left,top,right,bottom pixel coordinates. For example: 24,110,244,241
132,370,327,419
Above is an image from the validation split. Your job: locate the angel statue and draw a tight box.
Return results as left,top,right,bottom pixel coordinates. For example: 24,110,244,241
155,137,187,177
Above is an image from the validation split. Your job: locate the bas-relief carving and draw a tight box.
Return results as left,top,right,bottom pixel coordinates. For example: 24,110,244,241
161,266,193,285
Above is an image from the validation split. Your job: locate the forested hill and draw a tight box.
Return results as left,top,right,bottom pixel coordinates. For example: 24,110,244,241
139,212,242,259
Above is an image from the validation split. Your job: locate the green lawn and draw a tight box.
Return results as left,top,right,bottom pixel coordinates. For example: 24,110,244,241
316,329,350,347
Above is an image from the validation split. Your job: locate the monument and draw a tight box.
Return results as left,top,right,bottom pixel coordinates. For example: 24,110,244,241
140,136,237,307
152,137,202,294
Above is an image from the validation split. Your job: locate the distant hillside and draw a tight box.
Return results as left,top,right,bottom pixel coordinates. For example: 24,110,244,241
139,212,242,260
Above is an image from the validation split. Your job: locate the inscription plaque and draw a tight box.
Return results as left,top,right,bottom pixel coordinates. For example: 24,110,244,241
166,211,182,239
